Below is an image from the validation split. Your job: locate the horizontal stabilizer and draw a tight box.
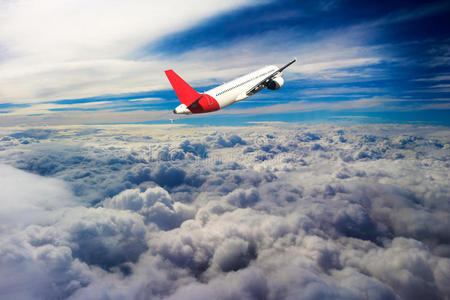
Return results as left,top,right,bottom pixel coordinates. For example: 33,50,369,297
165,70,201,106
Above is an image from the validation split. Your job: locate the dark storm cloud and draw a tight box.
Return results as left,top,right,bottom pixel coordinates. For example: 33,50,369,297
0,124,449,299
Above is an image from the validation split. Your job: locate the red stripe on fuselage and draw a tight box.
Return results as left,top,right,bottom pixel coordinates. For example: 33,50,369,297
189,94,220,113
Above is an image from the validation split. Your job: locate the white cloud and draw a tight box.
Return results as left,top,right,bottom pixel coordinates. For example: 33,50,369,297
0,163,75,229
0,0,389,111
414,75,450,82
0,123,449,299
217,97,387,115
293,58,381,75
0,0,257,103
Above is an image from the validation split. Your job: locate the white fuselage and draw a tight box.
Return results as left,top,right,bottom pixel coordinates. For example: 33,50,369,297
206,65,278,109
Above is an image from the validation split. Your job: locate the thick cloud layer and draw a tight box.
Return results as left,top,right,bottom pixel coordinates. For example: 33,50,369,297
0,123,449,300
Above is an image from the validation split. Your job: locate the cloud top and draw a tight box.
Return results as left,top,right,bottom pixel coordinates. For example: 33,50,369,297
0,123,449,299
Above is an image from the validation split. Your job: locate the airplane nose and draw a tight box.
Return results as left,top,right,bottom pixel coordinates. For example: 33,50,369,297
173,109,176,114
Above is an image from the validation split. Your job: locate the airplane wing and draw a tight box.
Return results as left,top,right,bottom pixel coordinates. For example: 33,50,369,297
245,58,297,97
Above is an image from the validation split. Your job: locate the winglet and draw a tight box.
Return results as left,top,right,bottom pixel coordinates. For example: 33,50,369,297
165,70,201,106
278,58,297,73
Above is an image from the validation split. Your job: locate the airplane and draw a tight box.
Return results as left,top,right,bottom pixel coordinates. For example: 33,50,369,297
165,58,296,114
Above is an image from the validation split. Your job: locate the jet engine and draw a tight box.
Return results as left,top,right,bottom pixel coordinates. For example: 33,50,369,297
267,76,284,90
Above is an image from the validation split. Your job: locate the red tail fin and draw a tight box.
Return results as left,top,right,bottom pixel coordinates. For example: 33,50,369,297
165,70,201,106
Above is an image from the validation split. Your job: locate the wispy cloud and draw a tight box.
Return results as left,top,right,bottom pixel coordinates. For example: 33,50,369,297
368,1,450,27
417,102,450,110
0,0,390,105
0,0,258,103
414,74,450,82
0,0,449,125
217,97,395,115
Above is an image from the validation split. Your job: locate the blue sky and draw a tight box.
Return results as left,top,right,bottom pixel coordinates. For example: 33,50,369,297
0,0,449,126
